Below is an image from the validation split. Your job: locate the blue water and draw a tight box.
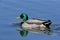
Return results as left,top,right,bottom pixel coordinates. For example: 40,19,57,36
0,0,60,40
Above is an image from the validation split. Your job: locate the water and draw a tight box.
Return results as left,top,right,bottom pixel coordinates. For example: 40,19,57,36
0,0,60,40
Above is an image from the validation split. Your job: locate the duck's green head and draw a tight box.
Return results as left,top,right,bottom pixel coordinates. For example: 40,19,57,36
17,13,28,22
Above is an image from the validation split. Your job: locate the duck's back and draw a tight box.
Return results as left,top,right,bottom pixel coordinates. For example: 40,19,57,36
26,18,47,24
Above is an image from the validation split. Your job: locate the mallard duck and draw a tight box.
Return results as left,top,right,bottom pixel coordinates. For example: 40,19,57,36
17,13,52,36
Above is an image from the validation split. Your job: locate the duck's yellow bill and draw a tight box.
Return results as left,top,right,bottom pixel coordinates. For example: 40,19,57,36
16,16,20,19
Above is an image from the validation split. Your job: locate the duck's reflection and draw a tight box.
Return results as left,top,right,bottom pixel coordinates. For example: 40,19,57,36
17,27,52,37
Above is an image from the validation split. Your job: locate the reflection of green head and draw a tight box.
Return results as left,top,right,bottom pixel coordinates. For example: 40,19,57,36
17,13,28,22
17,30,28,37
20,30,28,37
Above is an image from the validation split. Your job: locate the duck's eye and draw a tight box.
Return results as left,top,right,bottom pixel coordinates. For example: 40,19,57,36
20,14,24,18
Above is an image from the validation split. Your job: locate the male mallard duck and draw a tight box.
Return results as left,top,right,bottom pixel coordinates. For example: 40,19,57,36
17,13,52,36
